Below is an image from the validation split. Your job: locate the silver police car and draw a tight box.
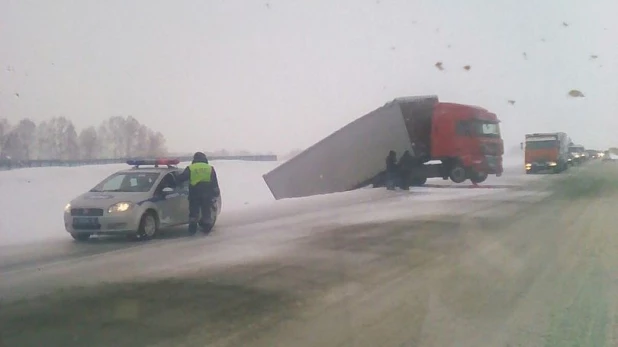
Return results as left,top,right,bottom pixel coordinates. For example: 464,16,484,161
63,159,222,241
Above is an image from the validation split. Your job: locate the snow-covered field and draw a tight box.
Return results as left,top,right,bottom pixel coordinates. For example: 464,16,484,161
0,155,527,246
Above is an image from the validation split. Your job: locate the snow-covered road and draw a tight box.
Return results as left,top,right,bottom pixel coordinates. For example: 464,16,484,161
0,155,545,303
8,156,607,347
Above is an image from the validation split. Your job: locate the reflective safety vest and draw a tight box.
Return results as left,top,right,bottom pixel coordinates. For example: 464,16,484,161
188,162,212,186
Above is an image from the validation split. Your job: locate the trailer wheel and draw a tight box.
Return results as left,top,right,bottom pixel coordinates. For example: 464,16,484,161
449,165,467,184
470,171,488,184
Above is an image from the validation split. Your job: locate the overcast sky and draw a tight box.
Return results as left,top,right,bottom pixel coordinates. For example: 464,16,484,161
1,0,616,153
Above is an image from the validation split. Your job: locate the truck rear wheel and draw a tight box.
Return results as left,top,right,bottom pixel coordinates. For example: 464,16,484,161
449,165,467,184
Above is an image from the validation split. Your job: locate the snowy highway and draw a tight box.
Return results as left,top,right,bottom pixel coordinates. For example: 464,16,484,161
4,159,616,346
0,160,537,299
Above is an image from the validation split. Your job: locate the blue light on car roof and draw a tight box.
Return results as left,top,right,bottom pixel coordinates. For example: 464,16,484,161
126,159,180,166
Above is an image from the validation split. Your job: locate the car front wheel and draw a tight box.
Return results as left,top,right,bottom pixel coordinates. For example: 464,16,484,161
134,211,159,240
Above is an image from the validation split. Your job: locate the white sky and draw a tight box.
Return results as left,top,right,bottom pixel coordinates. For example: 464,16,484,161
1,0,616,153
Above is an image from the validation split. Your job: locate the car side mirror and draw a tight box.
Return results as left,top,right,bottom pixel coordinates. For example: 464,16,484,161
162,187,174,194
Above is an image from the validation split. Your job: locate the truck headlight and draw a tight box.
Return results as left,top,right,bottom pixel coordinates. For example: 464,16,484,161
548,162,557,166
525,163,532,168
64,203,71,213
108,202,133,213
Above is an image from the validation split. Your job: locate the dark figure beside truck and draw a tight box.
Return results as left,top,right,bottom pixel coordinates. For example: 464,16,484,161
385,150,398,190
397,150,415,190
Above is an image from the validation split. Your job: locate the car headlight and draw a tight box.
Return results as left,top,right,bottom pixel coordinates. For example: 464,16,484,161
548,162,557,166
64,203,71,213
108,202,133,213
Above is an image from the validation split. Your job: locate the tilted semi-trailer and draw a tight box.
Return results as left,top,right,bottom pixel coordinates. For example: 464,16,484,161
263,96,504,200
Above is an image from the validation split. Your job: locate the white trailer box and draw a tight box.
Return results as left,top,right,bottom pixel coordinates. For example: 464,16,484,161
263,96,439,199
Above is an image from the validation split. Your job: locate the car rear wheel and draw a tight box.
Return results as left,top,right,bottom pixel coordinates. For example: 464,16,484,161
199,212,218,234
135,211,159,240
71,233,91,242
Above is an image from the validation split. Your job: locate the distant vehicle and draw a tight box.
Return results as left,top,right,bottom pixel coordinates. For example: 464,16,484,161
524,132,570,174
602,150,618,162
585,149,603,159
568,144,586,165
263,96,504,200
63,159,222,241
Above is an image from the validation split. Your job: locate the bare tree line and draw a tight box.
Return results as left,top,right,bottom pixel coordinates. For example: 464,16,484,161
0,116,167,161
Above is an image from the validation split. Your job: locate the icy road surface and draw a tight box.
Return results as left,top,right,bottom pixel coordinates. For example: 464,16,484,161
9,156,615,347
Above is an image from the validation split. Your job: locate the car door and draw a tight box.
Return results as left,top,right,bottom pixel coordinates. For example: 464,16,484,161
152,173,183,226
174,170,190,223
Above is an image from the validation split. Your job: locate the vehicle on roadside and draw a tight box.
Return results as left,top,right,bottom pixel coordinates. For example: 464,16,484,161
585,149,603,160
63,159,222,242
568,144,586,165
524,132,570,174
602,150,618,162
263,96,504,200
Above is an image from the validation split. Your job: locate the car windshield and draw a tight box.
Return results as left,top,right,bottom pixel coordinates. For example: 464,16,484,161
526,140,558,150
90,172,161,193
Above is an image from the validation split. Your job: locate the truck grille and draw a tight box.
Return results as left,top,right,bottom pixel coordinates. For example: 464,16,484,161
70,208,104,216
482,143,502,155
486,155,501,167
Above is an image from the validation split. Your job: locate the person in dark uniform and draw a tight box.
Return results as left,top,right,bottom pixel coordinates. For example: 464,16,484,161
397,150,414,190
385,150,398,190
175,152,221,234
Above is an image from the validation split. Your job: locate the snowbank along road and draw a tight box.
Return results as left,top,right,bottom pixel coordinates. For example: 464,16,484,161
4,158,615,346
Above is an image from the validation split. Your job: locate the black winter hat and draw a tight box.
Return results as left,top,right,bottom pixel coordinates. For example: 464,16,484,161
193,151,208,163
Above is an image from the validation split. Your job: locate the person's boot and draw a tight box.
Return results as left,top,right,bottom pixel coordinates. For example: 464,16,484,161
199,220,213,234
188,222,198,235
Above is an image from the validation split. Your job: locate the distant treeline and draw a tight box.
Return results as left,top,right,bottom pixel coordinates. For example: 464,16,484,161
0,116,167,161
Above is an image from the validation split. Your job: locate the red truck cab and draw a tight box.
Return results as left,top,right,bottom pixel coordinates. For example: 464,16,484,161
431,103,503,182
402,100,504,184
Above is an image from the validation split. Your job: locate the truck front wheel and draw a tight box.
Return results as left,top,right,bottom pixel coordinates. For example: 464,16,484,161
470,171,488,184
449,165,467,184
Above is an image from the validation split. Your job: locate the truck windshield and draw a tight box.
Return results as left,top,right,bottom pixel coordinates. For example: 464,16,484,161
526,140,558,150
464,120,500,137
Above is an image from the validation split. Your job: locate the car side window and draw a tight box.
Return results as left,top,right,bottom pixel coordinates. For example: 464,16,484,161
154,173,174,195
175,170,189,192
